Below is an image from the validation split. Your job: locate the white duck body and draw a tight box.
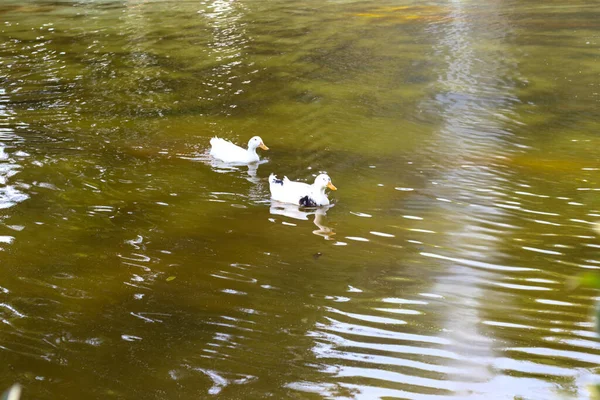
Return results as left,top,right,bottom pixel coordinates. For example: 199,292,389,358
209,136,268,164
269,173,337,207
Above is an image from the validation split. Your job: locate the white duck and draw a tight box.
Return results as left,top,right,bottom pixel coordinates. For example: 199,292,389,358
269,173,337,207
209,136,268,164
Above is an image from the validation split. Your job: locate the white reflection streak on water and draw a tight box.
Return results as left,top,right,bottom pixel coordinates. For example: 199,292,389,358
0,87,30,245
269,201,336,240
121,0,167,121
201,0,250,113
120,235,161,292
178,4,266,394
424,0,520,397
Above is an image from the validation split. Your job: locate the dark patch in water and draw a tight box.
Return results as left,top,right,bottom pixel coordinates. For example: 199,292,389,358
294,90,322,104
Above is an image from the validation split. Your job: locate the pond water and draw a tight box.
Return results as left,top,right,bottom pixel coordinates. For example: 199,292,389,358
1,0,600,398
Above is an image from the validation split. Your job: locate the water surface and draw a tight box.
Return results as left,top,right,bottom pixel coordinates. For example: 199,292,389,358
1,0,600,399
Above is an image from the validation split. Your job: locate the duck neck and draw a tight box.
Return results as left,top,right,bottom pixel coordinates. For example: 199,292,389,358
247,146,258,156
313,185,326,196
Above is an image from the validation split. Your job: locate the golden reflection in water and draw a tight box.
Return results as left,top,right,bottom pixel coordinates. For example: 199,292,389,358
354,5,451,24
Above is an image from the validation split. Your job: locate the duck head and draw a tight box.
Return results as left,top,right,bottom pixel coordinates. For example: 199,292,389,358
248,136,269,151
314,174,337,191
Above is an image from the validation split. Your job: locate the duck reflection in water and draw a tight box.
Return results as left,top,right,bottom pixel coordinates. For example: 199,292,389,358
204,157,268,202
182,148,267,184
269,201,335,240
207,158,267,184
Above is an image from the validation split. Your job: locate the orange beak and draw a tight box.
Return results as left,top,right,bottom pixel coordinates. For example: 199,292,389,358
259,142,269,151
327,182,337,191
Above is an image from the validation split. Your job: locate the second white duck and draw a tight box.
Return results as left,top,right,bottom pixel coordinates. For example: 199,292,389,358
209,136,268,164
269,173,337,207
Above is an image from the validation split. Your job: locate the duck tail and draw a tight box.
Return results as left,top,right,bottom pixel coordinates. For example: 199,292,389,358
269,173,284,186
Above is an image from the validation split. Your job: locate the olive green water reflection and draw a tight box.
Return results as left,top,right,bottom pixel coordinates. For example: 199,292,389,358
1,0,600,398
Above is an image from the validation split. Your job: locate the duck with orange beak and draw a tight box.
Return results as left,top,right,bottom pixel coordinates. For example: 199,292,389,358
269,173,337,207
209,135,268,164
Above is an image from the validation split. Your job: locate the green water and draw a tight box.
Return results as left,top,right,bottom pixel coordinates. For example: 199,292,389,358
1,0,600,398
